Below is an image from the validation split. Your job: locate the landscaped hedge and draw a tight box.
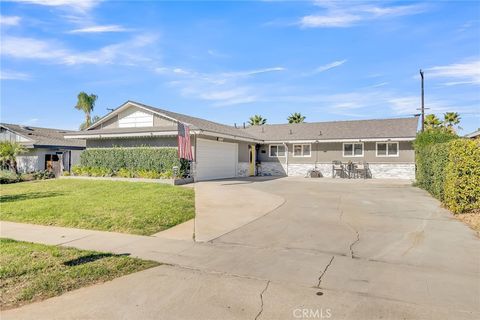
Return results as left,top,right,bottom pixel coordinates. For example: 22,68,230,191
414,132,480,214
80,147,181,173
444,139,480,213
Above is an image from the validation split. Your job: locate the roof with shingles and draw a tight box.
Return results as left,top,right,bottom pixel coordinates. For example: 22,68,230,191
69,101,418,142
241,117,419,141
128,101,260,140
1,123,86,148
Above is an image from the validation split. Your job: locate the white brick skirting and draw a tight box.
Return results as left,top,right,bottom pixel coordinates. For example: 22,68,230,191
237,162,250,177
258,162,287,176
368,163,415,179
257,162,415,179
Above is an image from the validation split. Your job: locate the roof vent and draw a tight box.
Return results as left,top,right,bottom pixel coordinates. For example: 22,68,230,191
319,131,323,136
289,129,293,135
20,125,33,131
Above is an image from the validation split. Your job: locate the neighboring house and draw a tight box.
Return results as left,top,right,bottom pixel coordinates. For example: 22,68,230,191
65,101,418,181
0,123,85,173
465,130,480,139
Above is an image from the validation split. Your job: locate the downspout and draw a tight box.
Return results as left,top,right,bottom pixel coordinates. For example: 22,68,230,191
283,142,288,176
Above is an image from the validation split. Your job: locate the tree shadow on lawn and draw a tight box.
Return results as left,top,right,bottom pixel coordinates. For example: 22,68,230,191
63,253,131,266
0,192,66,203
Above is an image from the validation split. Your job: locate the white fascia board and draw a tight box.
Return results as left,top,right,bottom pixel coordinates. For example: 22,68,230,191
263,137,415,143
65,131,179,139
197,130,260,143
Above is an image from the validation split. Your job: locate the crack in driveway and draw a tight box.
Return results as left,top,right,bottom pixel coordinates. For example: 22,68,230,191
255,280,270,320
338,195,361,259
316,256,335,288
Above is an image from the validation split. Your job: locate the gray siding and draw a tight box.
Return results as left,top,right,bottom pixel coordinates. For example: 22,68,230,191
86,137,178,148
258,141,414,164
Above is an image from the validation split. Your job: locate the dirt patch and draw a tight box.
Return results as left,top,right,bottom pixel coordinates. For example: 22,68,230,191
455,210,480,237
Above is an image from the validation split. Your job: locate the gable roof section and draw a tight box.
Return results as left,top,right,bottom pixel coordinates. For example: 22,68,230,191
1,123,85,148
242,117,419,142
69,100,418,142
84,101,260,141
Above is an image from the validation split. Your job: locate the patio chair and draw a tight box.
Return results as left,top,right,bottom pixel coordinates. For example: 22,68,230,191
332,161,344,178
354,162,369,179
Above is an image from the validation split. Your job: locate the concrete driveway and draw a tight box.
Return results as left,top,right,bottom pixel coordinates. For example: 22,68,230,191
3,178,479,320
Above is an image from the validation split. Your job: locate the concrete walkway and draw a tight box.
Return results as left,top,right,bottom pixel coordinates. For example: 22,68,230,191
2,177,479,320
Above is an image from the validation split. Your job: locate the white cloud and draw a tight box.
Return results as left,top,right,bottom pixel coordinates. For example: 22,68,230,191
156,66,284,106
68,25,130,33
426,59,480,86
301,2,428,28
0,70,31,80
312,59,347,74
0,15,21,26
301,14,360,28
0,34,159,66
11,0,100,12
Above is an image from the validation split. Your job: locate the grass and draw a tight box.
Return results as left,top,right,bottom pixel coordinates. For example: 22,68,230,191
0,238,159,309
0,179,195,235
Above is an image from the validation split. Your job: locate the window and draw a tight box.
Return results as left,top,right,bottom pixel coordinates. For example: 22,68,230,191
269,144,286,157
376,142,399,157
343,143,364,157
293,144,311,157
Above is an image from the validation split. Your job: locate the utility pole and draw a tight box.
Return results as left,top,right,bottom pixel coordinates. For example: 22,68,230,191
420,69,425,132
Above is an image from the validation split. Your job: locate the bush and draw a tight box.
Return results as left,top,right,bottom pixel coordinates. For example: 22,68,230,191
414,132,480,214
80,147,180,173
444,139,480,213
414,130,458,196
0,170,20,184
33,170,55,180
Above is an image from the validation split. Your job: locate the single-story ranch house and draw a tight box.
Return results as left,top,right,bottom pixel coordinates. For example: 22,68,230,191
1,123,85,173
65,101,419,181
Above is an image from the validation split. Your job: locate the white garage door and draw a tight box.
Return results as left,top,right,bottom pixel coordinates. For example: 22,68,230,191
196,138,238,181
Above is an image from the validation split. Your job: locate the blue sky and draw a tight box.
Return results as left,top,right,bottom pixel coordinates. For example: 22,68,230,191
1,0,479,134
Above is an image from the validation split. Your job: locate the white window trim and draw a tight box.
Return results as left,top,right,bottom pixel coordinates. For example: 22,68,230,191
342,142,364,157
269,144,286,157
292,144,312,157
376,142,400,157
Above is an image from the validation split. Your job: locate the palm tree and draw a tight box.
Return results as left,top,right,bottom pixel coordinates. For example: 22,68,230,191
443,112,461,132
424,114,442,131
75,92,98,130
0,141,26,173
248,115,267,126
287,112,306,124
79,115,101,130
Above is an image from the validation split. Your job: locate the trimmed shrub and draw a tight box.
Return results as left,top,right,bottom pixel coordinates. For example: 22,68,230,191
444,139,480,213
80,147,180,173
33,170,55,180
0,170,20,184
414,130,458,194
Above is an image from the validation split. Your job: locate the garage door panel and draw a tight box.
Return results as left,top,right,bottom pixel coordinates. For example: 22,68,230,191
196,139,238,181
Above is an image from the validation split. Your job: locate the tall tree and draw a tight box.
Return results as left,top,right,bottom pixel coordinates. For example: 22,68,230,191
0,141,26,173
79,115,101,130
424,114,442,131
287,112,306,124
248,115,267,126
443,112,461,132
75,92,98,130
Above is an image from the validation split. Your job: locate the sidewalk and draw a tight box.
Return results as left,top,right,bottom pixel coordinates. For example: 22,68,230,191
0,221,194,263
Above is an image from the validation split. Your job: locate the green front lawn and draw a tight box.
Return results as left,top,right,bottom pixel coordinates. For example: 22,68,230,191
0,179,195,235
0,238,159,309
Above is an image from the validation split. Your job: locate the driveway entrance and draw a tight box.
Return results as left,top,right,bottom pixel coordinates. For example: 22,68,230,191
3,177,479,320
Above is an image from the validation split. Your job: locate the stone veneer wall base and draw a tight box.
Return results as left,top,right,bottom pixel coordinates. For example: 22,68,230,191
255,162,415,180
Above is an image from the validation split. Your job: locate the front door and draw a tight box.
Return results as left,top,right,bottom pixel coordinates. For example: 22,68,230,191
249,145,256,176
